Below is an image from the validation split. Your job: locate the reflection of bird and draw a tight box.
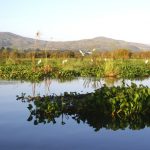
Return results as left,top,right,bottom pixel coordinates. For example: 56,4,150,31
37,59,41,65
79,48,96,56
145,59,148,64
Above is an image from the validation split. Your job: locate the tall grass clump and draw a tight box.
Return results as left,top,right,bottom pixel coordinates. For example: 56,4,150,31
103,60,119,77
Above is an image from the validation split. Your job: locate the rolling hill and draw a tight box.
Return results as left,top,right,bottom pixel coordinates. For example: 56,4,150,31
0,32,150,51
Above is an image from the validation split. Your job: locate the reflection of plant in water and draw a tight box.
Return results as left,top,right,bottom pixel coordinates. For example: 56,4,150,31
31,78,52,96
32,82,36,97
17,82,150,131
103,77,118,86
44,78,51,95
83,78,102,89
83,77,119,89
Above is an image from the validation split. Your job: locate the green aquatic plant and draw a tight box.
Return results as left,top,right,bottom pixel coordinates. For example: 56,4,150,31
17,82,150,131
0,59,150,81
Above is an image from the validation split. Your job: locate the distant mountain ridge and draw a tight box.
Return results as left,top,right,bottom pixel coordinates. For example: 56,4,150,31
0,32,150,51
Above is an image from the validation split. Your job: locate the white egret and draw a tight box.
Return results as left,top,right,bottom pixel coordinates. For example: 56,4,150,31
37,59,42,65
62,59,68,64
145,59,148,64
79,50,85,56
79,49,96,56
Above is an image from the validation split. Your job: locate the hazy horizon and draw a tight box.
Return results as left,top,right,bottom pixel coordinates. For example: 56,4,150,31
1,0,150,44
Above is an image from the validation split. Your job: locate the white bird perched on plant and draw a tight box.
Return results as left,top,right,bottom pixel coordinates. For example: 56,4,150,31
145,59,148,64
79,48,96,56
86,51,92,55
79,50,85,56
92,48,96,52
37,59,42,65
62,59,68,65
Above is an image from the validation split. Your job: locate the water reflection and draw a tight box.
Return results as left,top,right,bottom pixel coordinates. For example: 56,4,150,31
1,78,150,150
83,77,150,88
83,77,119,88
44,78,51,95
31,78,52,96
17,81,150,131
83,78,102,89
25,77,150,97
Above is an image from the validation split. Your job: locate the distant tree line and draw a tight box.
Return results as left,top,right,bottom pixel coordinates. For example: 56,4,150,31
0,47,150,60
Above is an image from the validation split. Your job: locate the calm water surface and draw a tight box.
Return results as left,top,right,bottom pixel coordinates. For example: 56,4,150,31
0,78,150,150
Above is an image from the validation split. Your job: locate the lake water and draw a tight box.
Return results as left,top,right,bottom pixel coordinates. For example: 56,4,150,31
0,77,150,150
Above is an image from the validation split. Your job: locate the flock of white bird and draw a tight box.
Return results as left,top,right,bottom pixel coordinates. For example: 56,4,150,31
36,49,96,65
61,48,96,64
37,50,149,66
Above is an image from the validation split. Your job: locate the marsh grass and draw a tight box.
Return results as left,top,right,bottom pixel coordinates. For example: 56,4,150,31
0,58,150,81
103,60,119,77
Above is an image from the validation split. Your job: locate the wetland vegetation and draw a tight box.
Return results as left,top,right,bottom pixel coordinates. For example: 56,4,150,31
1,48,150,131
0,48,150,81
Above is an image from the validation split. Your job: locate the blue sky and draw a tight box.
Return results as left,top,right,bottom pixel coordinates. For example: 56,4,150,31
1,0,150,43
